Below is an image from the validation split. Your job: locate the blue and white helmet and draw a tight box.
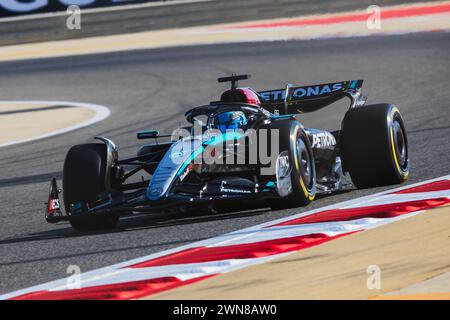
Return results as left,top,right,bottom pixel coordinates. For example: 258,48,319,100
216,111,248,134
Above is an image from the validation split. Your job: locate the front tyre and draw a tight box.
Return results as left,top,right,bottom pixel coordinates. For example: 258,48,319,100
342,104,409,188
63,144,119,232
265,121,316,210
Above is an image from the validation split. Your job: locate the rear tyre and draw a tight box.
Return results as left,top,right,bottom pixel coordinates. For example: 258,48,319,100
342,104,409,188
63,144,119,232
263,120,316,210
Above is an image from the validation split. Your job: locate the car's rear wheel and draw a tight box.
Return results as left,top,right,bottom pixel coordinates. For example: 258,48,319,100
342,104,409,188
63,144,119,232
262,120,316,210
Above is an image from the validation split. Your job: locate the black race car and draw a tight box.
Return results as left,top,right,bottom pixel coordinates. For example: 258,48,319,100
46,75,409,231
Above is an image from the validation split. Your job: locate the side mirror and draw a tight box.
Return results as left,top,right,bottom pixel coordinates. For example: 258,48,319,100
137,130,159,140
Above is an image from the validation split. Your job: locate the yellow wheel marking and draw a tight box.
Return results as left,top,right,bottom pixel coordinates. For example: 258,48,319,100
292,126,315,200
390,107,408,180
390,126,402,173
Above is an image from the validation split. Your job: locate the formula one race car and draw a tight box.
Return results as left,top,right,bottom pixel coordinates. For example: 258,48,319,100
46,75,409,231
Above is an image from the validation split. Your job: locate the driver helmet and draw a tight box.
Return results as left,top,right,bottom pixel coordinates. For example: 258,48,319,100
216,111,248,134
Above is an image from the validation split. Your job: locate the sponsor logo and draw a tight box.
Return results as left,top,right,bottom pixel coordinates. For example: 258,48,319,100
149,187,163,196
311,132,336,148
276,151,293,197
292,83,343,99
179,166,191,182
170,150,184,159
220,187,252,194
278,155,290,175
220,181,252,194
48,198,60,211
259,82,349,102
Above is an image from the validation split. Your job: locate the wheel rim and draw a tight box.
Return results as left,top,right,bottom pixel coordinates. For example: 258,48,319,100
296,137,312,187
392,118,407,169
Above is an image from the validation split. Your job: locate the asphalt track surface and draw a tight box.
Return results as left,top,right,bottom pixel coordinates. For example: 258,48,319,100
0,32,449,294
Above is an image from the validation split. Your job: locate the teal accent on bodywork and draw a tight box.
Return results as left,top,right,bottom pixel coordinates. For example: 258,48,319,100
271,114,296,120
137,130,159,139
349,80,358,89
203,131,245,146
265,181,276,188
262,181,276,192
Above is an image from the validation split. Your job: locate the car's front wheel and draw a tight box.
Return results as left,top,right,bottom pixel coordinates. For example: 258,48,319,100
263,120,316,210
63,143,119,232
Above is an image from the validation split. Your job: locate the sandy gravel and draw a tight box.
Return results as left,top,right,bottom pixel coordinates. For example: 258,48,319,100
0,103,95,146
0,2,449,62
150,206,450,300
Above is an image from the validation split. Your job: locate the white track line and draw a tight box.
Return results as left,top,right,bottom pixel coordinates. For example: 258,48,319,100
0,100,110,148
0,0,212,23
1,174,448,300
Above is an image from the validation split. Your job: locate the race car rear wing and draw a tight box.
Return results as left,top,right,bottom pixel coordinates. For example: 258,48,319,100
258,80,364,115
